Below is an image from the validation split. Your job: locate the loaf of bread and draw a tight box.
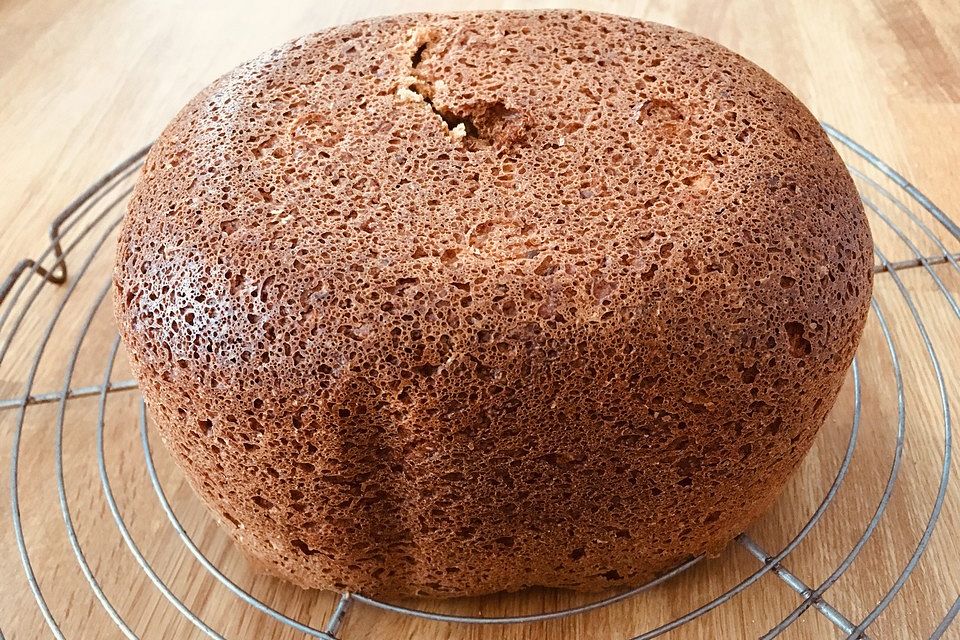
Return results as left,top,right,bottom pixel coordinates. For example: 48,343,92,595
114,10,872,598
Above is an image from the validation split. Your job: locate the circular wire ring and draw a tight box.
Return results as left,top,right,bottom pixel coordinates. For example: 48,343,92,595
3,126,957,639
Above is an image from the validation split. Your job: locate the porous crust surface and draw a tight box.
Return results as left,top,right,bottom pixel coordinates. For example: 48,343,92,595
114,10,873,598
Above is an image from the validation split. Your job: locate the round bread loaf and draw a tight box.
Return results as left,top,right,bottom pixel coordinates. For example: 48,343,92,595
114,10,873,597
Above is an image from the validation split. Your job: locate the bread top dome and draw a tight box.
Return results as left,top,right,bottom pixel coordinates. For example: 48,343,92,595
117,10,870,403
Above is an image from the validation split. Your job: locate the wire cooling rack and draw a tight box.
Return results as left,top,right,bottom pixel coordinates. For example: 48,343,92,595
1,124,959,639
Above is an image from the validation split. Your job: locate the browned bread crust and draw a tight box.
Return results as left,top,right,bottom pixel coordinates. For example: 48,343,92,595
114,10,873,598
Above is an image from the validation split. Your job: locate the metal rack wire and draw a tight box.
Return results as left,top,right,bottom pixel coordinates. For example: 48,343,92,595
2,124,959,639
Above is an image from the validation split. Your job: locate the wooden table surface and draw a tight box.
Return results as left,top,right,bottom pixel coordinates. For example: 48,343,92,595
2,1,959,638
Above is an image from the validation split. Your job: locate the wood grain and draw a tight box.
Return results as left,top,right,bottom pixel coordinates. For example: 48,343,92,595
1,1,958,638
